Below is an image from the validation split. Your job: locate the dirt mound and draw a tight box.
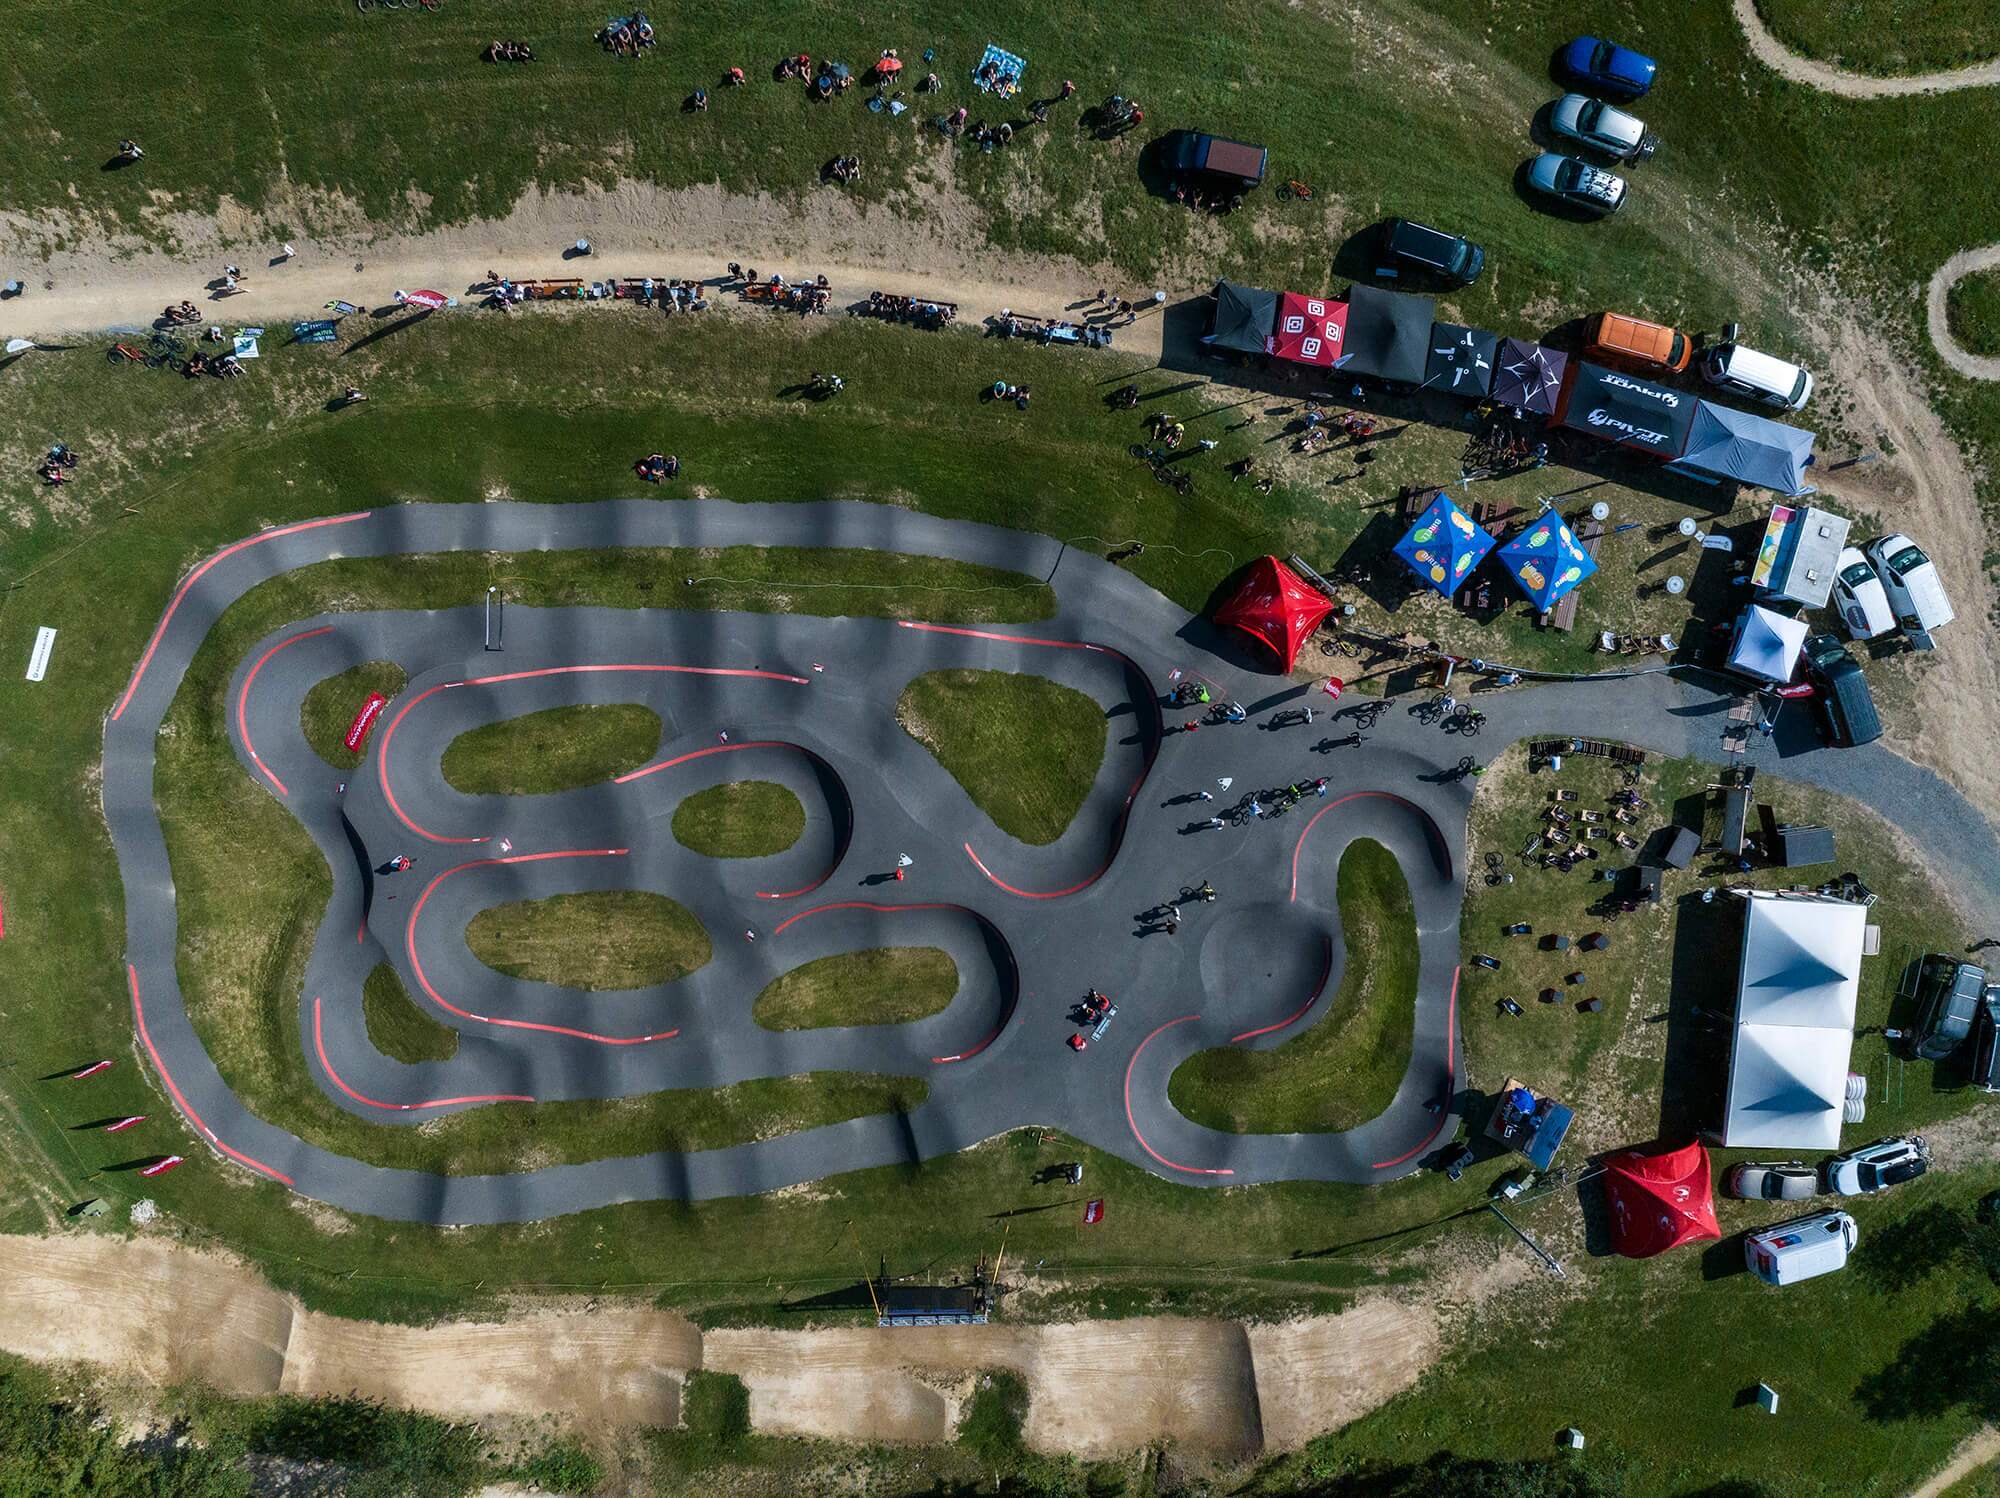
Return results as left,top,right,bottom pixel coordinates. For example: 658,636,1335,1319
0,1235,1429,1457
0,1234,293,1394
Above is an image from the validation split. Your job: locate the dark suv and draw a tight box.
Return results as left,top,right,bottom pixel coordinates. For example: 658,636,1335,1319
1909,955,1986,1062
1372,217,1486,288
1801,633,1882,747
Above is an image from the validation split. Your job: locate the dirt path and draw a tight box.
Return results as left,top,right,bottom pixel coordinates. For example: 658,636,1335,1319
1732,0,2000,97
0,1234,1431,1458
1910,1425,2000,1498
0,179,1166,363
1928,245,2000,381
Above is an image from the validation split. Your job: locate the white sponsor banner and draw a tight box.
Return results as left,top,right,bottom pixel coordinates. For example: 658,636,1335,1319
25,626,56,681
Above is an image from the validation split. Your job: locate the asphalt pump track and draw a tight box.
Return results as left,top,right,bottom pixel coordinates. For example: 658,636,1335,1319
100,500,2000,1224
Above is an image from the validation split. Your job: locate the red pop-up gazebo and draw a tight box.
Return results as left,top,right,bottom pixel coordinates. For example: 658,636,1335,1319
1266,292,1347,367
1602,1140,1721,1259
1212,556,1332,670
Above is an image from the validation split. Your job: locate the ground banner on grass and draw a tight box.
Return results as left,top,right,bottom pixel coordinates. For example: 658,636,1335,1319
292,319,339,344
232,335,260,359
1083,1198,1104,1225
403,289,450,311
345,693,389,751
974,44,1026,96
324,300,362,316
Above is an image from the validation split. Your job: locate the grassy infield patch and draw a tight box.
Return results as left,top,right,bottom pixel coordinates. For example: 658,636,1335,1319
1947,268,2000,359
1755,0,2000,74
466,891,712,991
671,781,806,858
441,704,662,794
1169,840,1419,1134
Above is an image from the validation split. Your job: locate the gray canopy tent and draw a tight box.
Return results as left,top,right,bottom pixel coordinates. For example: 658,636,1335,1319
1205,280,1279,356
1667,401,1817,495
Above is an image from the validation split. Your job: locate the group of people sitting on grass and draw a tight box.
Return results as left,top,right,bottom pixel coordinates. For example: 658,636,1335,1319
37,444,77,486
826,154,862,184
634,453,680,483
482,39,536,62
161,300,200,325
1169,180,1244,214
597,13,656,56
861,291,955,328
634,277,707,311
183,351,244,379
989,381,1032,410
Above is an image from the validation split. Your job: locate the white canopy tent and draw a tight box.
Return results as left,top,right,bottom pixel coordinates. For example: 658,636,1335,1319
1727,604,1808,686
1721,892,1866,1150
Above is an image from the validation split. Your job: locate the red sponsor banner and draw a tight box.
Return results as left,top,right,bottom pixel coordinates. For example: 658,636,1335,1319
344,693,389,751
68,1059,114,1080
1322,676,1344,699
1082,1198,1105,1226
139,1155,185,1178
104,1115,148,1133
404,289,450,311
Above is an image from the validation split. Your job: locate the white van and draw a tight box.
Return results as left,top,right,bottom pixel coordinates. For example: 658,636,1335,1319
1745,1210,1857,1286
1699,342,1814,412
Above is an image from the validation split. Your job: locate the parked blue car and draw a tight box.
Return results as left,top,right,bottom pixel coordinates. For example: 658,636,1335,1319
1559,35,1657,99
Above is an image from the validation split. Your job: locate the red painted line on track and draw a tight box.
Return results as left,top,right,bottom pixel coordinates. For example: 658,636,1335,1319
1229,937,1335,1043
1124,1015,1235,1177
113,513,368,722
768,900,1015,1062
312,997,533,1109
237,625,335,796
405,848,679,1045
1370,967,1460,1170
380,664,810,843
128,965,295,1185
1289,791,1441,901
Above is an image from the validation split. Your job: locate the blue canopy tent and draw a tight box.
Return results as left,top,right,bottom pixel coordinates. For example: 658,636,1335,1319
1393,493,1496,596
1498,511,1599,611
1667,401,1817,495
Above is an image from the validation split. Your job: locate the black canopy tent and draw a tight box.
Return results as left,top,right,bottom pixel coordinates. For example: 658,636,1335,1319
1336,283,1434,385
1554,361,1697,456
1491,337,1568,415
1423,322,1500,396
1205,280,1279,356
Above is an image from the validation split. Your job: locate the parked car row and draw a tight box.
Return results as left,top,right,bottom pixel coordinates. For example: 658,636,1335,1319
1524,36,1661,219
1827,535,1956,641
1908,953,1998,1074
1725,1136,1932,1203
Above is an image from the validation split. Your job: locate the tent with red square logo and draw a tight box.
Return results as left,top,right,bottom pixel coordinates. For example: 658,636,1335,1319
1212,555,1333,670
1602,1141,1721,1259
1266,292,1347,368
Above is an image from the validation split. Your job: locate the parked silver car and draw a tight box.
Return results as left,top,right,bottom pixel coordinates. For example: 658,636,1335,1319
1825,1136,1930,1196
1548,94,1657,163
1525,153,1627,216
1724,1160,1819,1202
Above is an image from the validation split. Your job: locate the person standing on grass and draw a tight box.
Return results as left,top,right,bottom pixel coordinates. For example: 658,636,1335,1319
118,138,144,161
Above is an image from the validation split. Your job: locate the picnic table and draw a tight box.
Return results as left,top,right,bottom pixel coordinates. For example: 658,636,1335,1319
1547,519,1604,632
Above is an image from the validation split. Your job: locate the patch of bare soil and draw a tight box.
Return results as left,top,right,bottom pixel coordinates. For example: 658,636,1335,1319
0,178,1161,363
0,1234,1433,1459
1909,1425,2000,1498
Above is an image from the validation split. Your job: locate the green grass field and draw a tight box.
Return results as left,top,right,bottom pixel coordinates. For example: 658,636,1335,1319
897,669,1109,845
441,704,663,795
671,781,806,858
1168,839,1419,1134
1947,266,2000,359
465,890,712,991
752,947,960,1030
1755,0,2000,74
300,661,407,770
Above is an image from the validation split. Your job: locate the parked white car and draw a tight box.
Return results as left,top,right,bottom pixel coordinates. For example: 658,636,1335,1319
1865,534,1955,634
1548,94,1658,163
1826,1136,1930,1196
1830,547,1895,641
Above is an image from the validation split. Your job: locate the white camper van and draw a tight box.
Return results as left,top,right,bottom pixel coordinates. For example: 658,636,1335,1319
1699,340,1814,412
1745,1210,1857,1286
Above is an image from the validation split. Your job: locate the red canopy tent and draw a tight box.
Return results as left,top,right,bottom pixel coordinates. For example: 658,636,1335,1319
1266,292,1347,368
1602,1141,1721,1259
1212,556,1332,670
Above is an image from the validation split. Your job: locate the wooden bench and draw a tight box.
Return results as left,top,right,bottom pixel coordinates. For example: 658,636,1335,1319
1546,520,1604,632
